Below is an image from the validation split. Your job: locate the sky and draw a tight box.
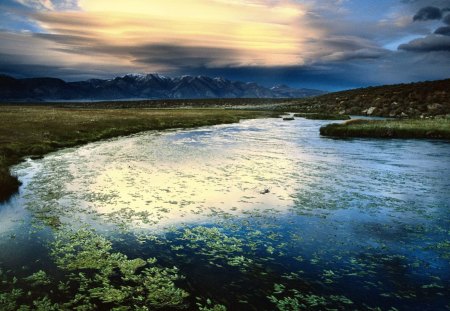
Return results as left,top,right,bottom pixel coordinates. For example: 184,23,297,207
0,0,449,90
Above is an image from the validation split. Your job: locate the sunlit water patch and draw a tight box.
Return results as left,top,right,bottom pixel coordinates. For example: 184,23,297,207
1,116,449,310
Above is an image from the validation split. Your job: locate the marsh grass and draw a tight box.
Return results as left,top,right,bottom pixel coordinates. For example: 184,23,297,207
320,118,450,139
0,106,277,202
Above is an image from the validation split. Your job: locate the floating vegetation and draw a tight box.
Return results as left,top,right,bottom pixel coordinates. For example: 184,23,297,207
0,228,189,310
23,270,51,287
1,116,449,310
49,228,189,309
268,283,354,311
196,298,227,311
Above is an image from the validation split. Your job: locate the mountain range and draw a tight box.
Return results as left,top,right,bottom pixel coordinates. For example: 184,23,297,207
0,73,325,101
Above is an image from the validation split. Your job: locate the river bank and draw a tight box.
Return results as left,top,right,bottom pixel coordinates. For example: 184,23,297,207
320,118,450,139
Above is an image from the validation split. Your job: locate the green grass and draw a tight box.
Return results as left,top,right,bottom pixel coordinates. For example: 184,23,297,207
0,106,277,202
293,113,350,120
320,118,450,139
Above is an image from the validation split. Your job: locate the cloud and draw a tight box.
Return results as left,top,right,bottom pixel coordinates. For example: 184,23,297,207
13,0,78,11
435,26,450,35
413,6,442,21
444,13,450,24
0,30,138,80
322,48,388,62
129,45,241,69
1,0,449,89
398,34,450,51
29,0,315,68
306,35,389,62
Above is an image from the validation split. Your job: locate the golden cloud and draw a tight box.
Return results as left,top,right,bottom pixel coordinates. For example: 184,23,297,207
31,0,320,69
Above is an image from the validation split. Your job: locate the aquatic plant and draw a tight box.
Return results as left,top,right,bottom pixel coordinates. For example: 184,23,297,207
268,283,353,310
196,298,227,311
49,228,189,309
23,270,51,287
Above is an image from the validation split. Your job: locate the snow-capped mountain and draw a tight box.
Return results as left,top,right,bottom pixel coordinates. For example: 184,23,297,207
0,73,325,101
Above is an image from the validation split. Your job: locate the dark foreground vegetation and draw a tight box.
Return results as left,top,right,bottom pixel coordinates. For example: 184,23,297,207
0,106,277,202
320,118,450,139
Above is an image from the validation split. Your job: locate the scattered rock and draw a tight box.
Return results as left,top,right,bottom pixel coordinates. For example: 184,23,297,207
427,103,443,111
366,107,377,115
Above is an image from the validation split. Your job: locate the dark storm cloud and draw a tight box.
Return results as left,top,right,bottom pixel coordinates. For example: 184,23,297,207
0,62,76,79
182,63,371,91
129,45,240,69
183,49,450,91
31,28,241,69
444,13,450,24
0,52,109,80
403,0,450,11
398,34,450,51
32,33,98,45
435,26,450,35
413,6,442,21
304,36,388,63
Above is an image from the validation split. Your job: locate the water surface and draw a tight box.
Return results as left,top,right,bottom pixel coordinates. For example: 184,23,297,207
1,116,449,310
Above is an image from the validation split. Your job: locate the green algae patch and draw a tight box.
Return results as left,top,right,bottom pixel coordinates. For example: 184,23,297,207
196,298,227,311
268,283,353,311
49,228,189,309
0,228,189,310
23,270,51,287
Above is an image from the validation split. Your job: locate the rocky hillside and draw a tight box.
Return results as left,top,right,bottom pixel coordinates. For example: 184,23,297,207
284,79,450,118
0,74,325,101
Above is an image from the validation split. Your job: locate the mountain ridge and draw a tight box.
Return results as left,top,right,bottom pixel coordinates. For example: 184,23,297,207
0,73,325,101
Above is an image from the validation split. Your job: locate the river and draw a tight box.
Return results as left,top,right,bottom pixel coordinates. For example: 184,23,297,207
0,116,449,310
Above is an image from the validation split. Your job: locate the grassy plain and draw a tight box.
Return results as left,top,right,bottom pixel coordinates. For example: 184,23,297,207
0,106,277,202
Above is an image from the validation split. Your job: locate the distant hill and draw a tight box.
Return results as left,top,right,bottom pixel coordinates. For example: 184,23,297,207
0,73,325,101
282,79,450,118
